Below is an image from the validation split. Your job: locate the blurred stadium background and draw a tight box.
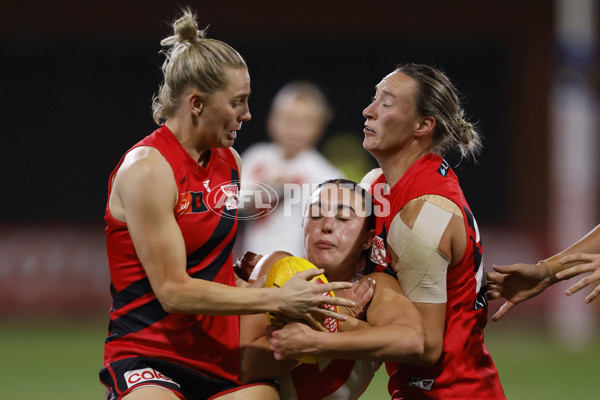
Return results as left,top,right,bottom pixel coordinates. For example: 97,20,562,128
1,0,599,398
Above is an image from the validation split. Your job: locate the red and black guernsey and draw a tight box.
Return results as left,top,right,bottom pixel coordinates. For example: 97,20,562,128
369,154,505,399
104,125,242,384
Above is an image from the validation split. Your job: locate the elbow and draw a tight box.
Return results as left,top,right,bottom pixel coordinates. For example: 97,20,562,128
399,328,441,367
159,300,179,314
414,341,442,367
154,284,185,314
417,349,441,368
239,374,254,385
402,329,426,361
408,329,427,362
158,296,179,314
386,326,425,363
239,346,264,384
239,360,255,384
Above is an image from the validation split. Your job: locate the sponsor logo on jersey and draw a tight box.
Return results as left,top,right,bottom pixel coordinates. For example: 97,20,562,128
370,235,387,265
409,377,435,391
124,368,180,388
177,191,208,214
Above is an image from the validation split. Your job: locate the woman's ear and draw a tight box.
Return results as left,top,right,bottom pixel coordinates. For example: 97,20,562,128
190,92,204,116
416,115,436,137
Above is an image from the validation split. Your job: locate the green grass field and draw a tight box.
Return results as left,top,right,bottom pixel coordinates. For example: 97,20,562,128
1,318,598,399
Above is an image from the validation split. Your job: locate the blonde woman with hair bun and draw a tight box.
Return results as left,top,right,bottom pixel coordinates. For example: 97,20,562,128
99,8,354,400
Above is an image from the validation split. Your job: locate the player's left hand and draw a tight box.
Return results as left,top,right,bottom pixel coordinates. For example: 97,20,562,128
266,321,319,361
336,276,375,320
234,251,263,283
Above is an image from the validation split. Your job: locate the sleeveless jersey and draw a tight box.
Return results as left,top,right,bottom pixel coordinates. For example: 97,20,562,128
278,358,379,400
368,154,505,399
104,124,242,383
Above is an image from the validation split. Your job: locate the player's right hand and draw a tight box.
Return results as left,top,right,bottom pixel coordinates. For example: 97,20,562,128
279,269,354,326
487,262,551,321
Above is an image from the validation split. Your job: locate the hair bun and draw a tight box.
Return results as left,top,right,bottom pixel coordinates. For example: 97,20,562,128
173,19,204,43
161,8,205,46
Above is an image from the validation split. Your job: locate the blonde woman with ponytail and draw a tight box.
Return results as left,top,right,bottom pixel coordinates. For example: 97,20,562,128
360,64,506,399
99,8,353,400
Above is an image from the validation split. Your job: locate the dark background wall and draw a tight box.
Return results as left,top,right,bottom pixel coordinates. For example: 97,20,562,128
1,0,555,228
2,0,575,317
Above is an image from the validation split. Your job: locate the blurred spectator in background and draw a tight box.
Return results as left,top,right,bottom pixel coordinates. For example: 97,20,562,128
240,81,343,257
321,131,377,183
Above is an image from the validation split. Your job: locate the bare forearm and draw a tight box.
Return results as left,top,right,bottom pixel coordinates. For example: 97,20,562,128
312,324,424,363
158,279,280,315
566,225,600,254
157,272,353,320
338,316,372,332
541,225,600,283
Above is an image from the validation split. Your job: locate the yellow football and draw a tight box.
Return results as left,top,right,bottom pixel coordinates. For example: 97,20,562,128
264,256,339,363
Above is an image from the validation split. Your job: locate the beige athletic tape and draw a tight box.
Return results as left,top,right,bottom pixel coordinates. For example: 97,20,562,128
540,254,580,284
388,201,453,303
414,194,462,217
359,168,384,190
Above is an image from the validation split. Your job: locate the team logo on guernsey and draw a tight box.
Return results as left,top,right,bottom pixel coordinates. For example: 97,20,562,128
205,182,240,213
211,180,280,220
124,368,180,388
409,377,435,391
220,184,239,210
204,180,281,220
370,235,387,265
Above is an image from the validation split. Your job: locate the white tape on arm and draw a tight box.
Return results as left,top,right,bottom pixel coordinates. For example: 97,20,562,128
359,168,384,190
388,200,454,303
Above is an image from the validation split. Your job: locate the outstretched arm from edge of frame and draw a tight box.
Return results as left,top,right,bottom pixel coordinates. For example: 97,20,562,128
488,224,600,320
556,252,600,303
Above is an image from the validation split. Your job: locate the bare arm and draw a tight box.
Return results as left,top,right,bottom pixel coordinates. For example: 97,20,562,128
266,272,425,363
488,224,600,320
240,251,300,383
240,253,376,382
266,198,454,367
111,148,353,317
